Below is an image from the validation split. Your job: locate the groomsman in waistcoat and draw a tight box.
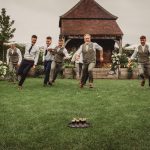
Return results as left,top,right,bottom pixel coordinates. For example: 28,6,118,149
42,36,54,86
129,35,150,86
17,35,40,89
49,38,71,85
76,34,103,88
6,42,22,82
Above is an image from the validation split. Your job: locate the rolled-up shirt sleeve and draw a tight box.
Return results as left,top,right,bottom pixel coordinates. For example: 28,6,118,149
17,49,22,64
130,48,138,60
42,48,46,62
63,48,71,58
71,52,76,62
34,49,40,65
94,43,103,51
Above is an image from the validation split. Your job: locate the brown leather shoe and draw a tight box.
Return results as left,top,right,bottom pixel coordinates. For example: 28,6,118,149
80,83,84,88
141,80,145,86
89,83,94,88
48,81,52,86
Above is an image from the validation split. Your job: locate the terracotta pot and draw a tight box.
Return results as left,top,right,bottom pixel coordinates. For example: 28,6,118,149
119,68,138,79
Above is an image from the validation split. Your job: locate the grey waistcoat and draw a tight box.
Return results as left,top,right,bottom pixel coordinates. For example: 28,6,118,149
137,45,150,63
82,42,95,64
9,49,19,64
54,47,65,63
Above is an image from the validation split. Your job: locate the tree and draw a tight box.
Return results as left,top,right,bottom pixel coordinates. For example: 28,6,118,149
0,8,16,61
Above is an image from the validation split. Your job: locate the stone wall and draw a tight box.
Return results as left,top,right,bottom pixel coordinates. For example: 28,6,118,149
63,68,139,79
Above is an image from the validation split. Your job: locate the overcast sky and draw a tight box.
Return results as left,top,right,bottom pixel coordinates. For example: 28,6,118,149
1,0,150,46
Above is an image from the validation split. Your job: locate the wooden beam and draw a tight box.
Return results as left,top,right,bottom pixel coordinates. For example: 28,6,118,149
67,35,121,40
119,38,122,53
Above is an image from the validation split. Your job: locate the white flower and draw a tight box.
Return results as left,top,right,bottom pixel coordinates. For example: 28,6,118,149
0,60,8,78
3,70,6,75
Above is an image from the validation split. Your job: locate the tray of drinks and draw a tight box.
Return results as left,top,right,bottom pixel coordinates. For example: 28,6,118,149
68,118,91,128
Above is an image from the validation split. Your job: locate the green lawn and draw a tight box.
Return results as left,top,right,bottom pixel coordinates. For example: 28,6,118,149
0,78,150,150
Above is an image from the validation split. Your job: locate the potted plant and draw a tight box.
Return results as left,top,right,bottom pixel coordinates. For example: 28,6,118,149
127,62,137,79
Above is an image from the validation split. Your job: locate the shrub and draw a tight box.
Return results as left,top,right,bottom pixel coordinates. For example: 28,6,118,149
34,65,44,77
0,60,8,80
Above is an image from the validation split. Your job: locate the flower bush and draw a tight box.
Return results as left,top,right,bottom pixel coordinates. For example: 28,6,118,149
127,61,137,71
0,60,8,80
111,52,121,70
110,52,121,73
109,52,129,75
34,65,44,77
127,61,137,79
111,52,128,70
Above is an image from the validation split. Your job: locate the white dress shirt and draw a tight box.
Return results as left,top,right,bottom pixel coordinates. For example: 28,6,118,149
24,43,40,65
42,45,54,61
6,48,22,65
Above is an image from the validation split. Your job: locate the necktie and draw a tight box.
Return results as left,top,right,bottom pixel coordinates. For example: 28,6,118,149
29,44,33,54
45,48,48,56
86,44,89,51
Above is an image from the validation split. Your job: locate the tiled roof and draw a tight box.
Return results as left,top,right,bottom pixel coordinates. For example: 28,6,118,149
61,20,123,36
60,0,117,19
59,0,123,36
